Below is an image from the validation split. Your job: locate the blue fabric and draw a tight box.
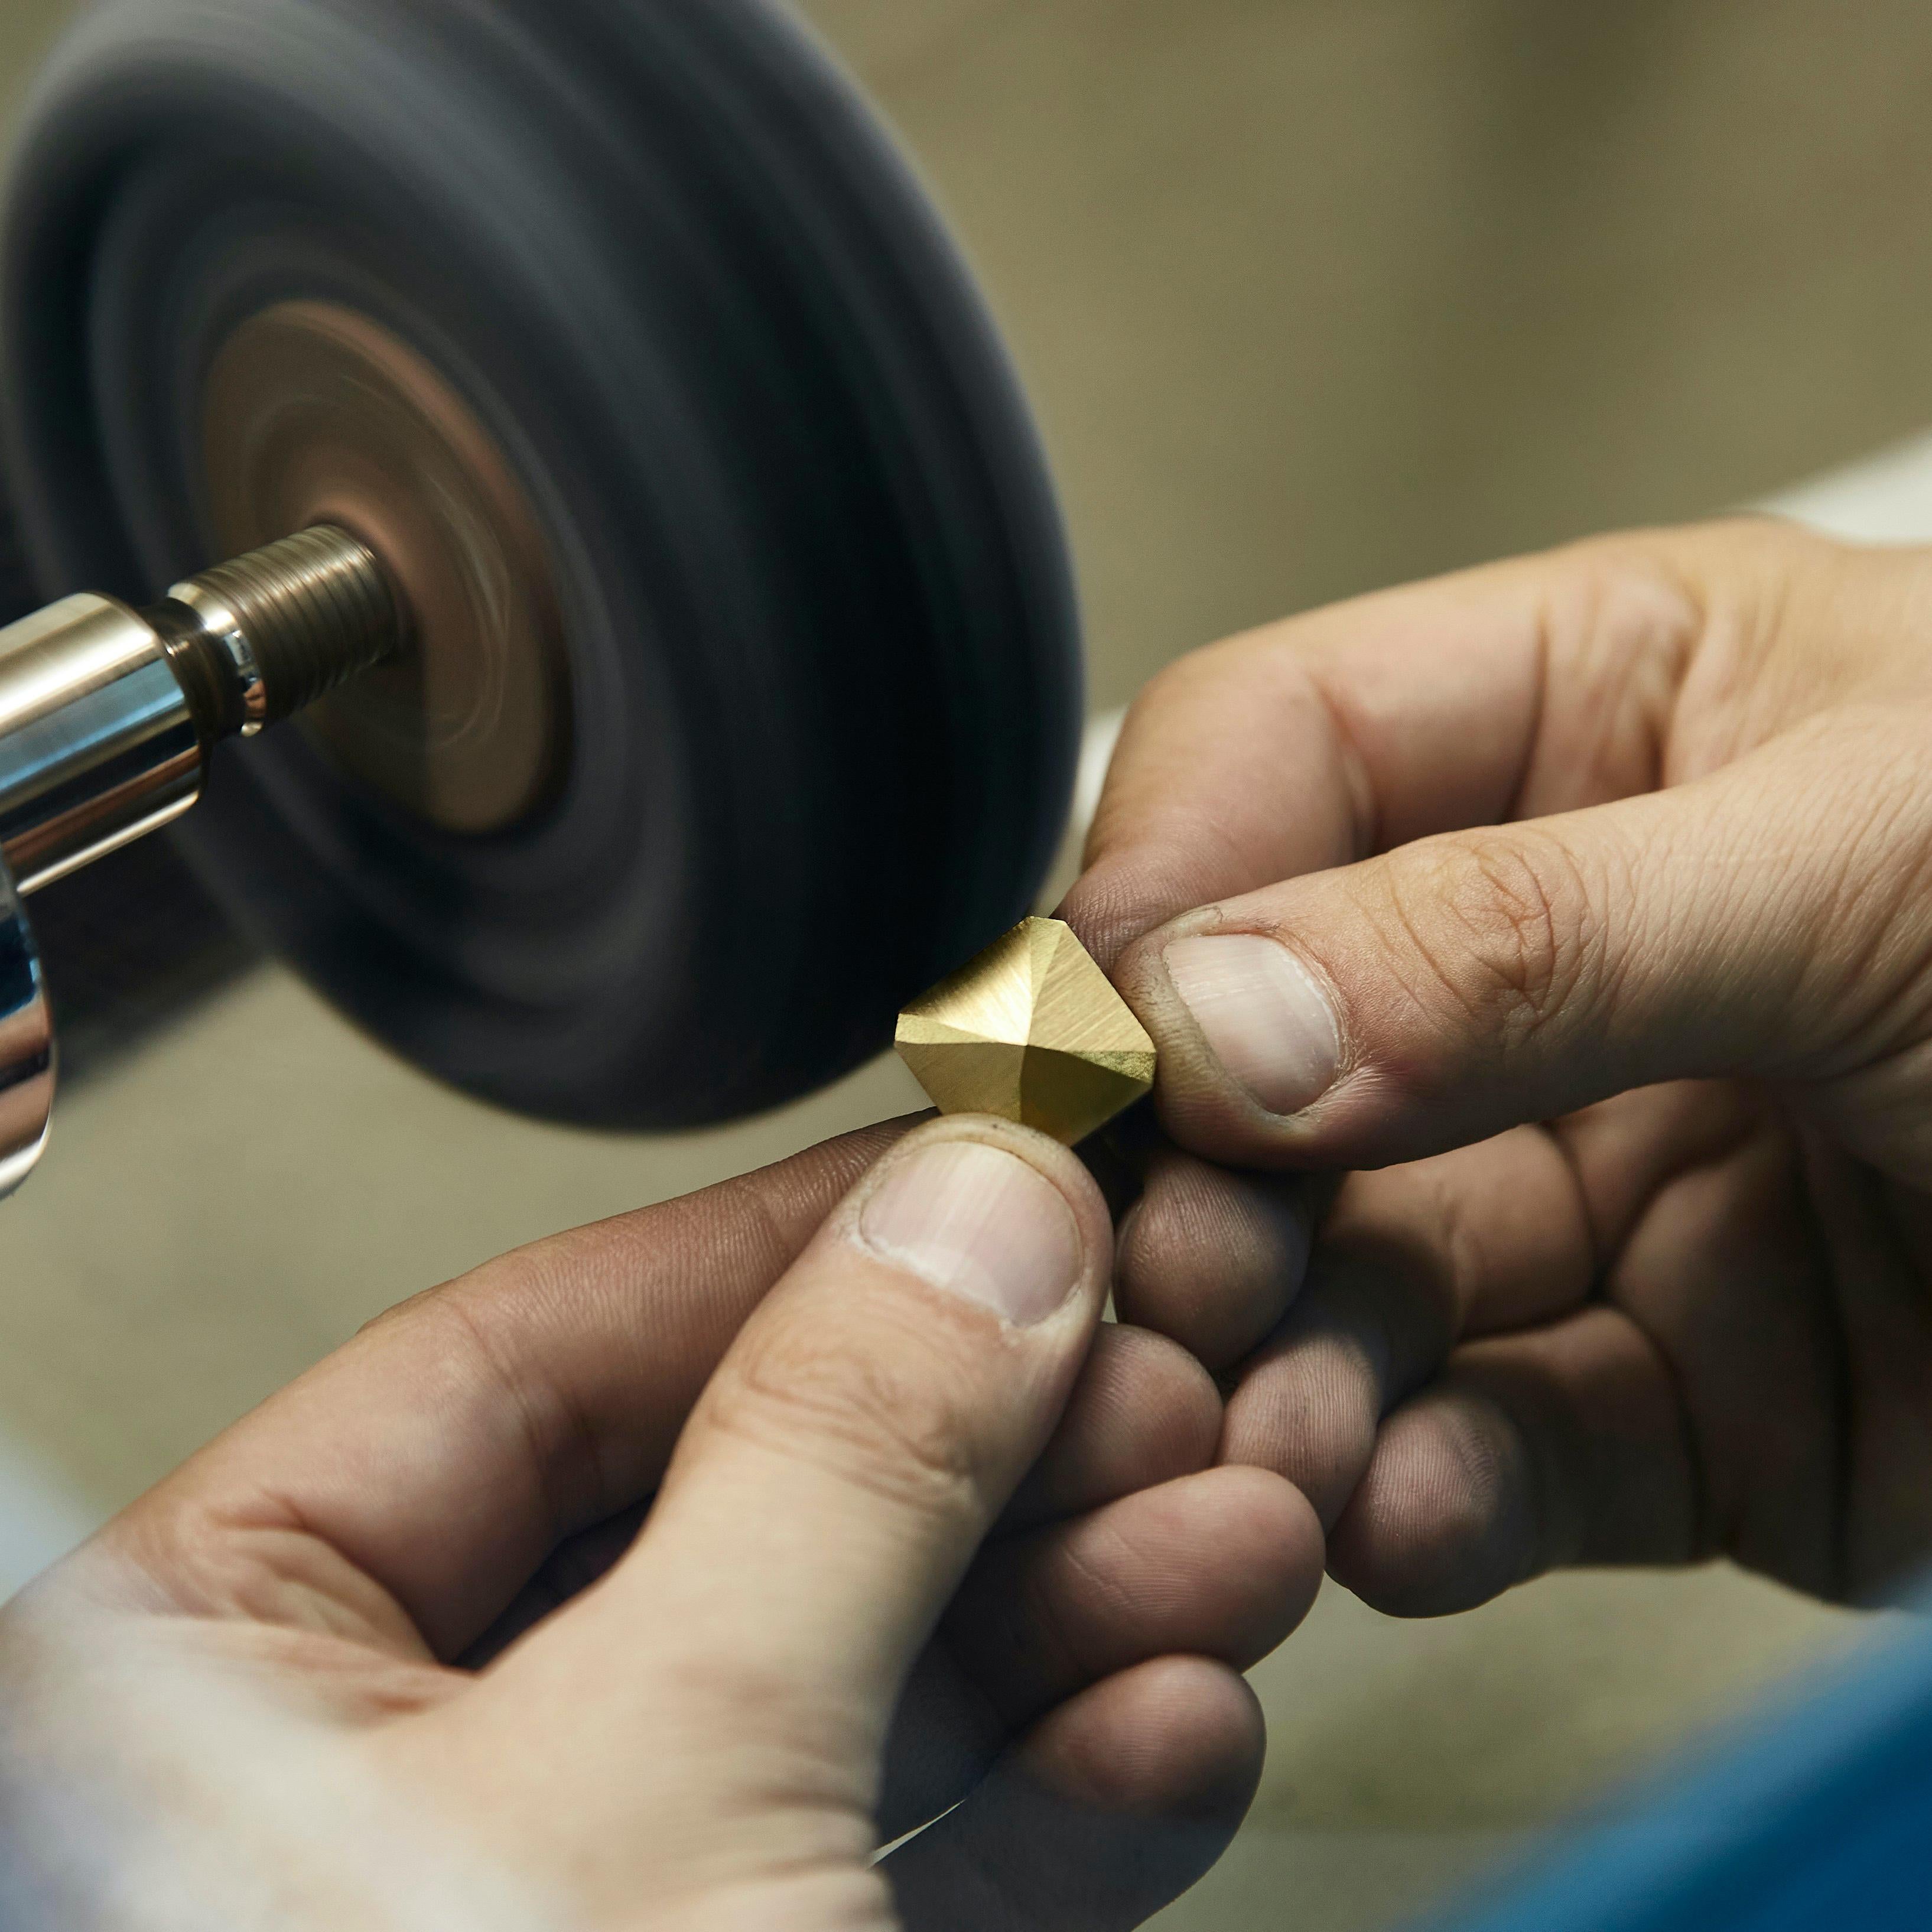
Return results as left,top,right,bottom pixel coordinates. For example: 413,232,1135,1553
1441,1615,1932,1932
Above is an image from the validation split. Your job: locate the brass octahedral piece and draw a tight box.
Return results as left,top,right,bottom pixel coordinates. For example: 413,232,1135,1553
896,917,1157,1145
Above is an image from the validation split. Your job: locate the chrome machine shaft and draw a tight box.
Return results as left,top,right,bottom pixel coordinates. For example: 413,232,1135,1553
0,528,401,1194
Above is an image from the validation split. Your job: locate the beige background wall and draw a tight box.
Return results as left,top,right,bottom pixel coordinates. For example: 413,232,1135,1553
1,4,1926,1927
809,0,1932,711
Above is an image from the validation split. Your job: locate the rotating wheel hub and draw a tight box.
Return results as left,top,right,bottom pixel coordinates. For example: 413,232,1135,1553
203,300,570,835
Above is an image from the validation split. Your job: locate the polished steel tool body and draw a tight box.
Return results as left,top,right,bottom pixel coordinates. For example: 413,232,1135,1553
0,528,399,1192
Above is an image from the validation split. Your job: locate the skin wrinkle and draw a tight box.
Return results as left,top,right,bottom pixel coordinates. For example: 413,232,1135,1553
1069,828,1252,975
697,1325,994,1537
201,1619,454,1726
209,1524,427,1660
1165,809,1269,908
705,1161,838,1289
1072,631,1370,967
982,1477,1309,1693
1588,811,1653,1047
1238,1142,1573,1526
1299,656,1386,863
1383,1128,1831,1592
1544,1115,1614,1288
431,1290,610,1589
975,1514,1163,1723
1820,1036,1932,1180
1235,1128,1609,1561
620,1654,878,1813
931,1477,1294,1837
1420,1165,1493,1348
1440,827,1604,1050
1592,1122,1786,1571
1341,843,1528,1064
1302,587,1541,843
473,1122,912,1489
1552,551,1703,804
142,1507,427,1661
1807,776,1921,999
1503,580,1554,824
110,1611,454,1733
1049,1528,1149,1682
949,1474,1294,1745
1660,532,1790,779
1603,572,1697,793
515,1121,901,1326
1725,792,1841,1030
107,1456,419,1649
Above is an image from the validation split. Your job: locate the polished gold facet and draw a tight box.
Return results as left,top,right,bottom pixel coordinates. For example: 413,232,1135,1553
896,918,1157,1144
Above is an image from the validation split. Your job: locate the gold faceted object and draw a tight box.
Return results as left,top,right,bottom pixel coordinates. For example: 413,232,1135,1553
896,917,1157,1144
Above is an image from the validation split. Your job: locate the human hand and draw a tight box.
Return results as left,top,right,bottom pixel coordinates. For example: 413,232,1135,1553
1067,519,1932,1614
0,1115,1319,1930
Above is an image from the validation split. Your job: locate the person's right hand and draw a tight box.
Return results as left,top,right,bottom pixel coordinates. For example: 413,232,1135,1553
1066,518,1932,1616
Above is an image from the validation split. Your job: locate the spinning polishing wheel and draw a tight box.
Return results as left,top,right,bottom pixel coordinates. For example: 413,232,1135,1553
0,0,1081,1192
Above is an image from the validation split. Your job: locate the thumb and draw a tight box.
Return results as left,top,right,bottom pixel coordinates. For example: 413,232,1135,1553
489,1115,1113,1783
1114,728,1932,1176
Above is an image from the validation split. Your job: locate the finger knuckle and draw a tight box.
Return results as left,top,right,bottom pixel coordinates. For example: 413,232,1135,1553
703,1313,988,1529
1393,830,1601,1046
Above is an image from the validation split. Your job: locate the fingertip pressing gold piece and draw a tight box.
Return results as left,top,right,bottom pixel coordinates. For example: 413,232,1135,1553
895,916,1157,1145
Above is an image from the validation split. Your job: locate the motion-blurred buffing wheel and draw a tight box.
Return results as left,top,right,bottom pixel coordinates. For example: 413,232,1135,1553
0,0,1081,1128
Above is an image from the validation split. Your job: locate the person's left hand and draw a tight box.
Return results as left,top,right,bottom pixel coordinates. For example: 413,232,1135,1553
0,1114,1319,1931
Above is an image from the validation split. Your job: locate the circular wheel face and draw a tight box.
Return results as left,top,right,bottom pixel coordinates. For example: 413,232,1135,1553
1,0,1081,1128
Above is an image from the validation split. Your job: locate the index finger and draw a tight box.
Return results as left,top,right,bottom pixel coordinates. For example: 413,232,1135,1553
83,1120,910,1658
1062,522,1776,972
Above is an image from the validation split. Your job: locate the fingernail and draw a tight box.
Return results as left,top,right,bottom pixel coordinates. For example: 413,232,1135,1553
1164,934,1340,1115
860,1140,1083,1327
